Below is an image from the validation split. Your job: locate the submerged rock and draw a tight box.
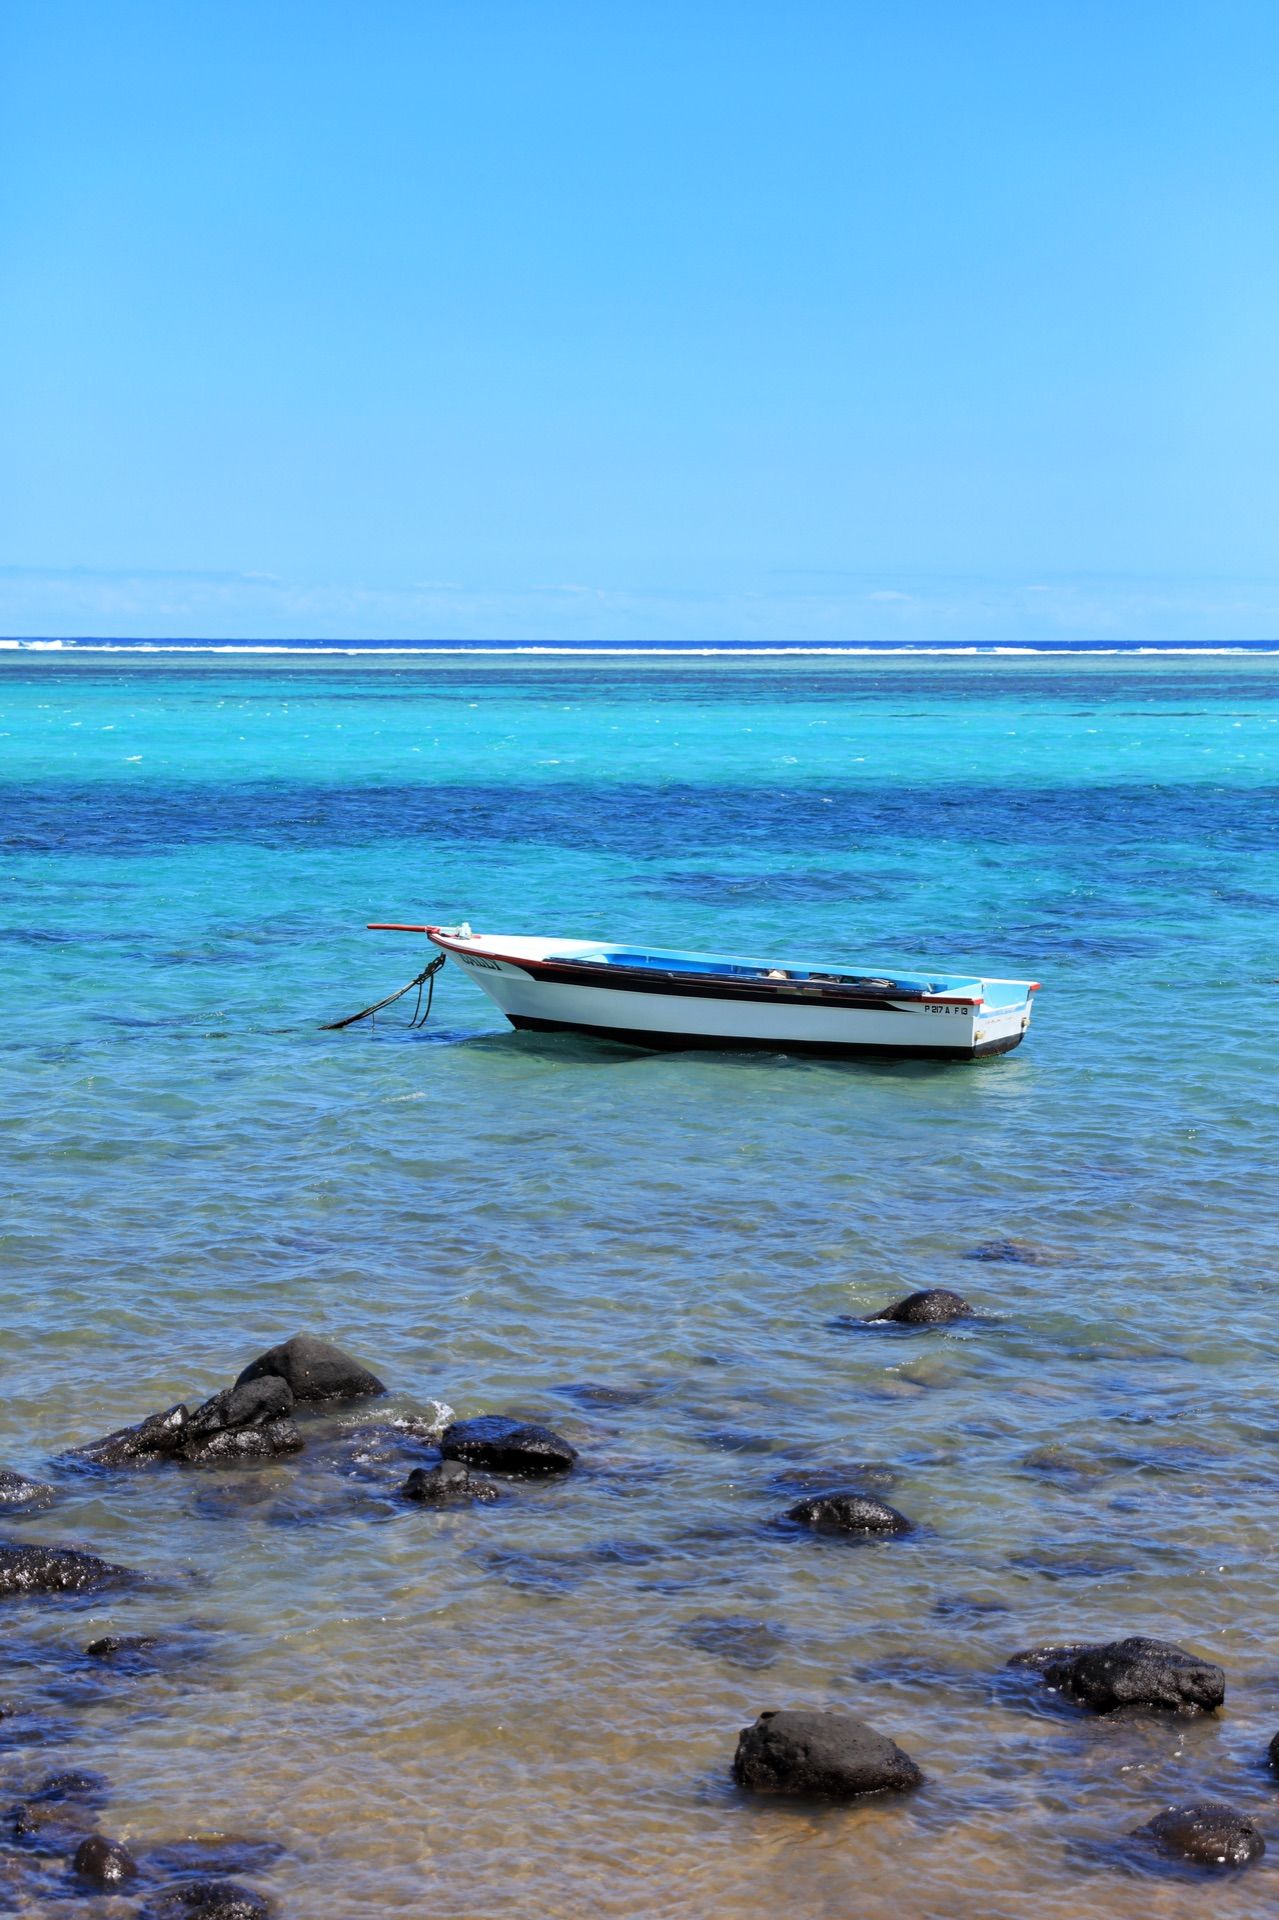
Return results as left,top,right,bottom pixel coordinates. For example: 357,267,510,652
771,1461,900,1496
307,1409,455,1485
441,1416,578,1476
966,1238,1053,1264
0,1471,54,1510
682,1615,788,1670
1269,1729,1279,1775
235,1333,384,1404
695,1428,776,1455
733,1709,923,1798
1133,1803,1264,1869
1009,1636,1224,1713
147,1838,284,1881
32,1769,110,1803
145,1879,273,1919
0,1542,137,1598
401,1461,498,1505
784,1492,914,1536
12,1775,106,1854
74,1833,138,1887
188,1478,279,1521
554,1381,659,1410
11,1797,99,1853
1019,1443,1114,1480
85,1633,160,1660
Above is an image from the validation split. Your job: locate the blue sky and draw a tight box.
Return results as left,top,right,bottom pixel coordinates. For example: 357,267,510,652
3,1,1278,641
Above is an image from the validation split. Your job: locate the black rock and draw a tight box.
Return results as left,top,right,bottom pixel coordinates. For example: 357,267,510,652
1009,1635,1224,1713
1134,1803,1264,1868
72,1403,190,1468
1269,1729,1279,1775
235,1333,384,1404
733,1709,923,1798
401,1461,498,1505
86,1633,159,1659
181,1419,303,1466
145,1879,273,1919
0,1543,137,1598
72,1380,300,1473
867,1289,971,1325
75,1833,137,1886
185,1377,294,1439
0,1471,54,1510
784,1492,914,1536
441,1416,578,1476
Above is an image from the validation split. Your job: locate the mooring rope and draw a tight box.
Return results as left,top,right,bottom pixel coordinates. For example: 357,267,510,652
321,952,446,1031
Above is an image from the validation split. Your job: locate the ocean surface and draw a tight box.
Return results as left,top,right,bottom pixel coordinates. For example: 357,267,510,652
2,652,1279,1918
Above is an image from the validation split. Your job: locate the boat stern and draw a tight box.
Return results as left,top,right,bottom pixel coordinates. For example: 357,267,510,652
971,979,1039,1055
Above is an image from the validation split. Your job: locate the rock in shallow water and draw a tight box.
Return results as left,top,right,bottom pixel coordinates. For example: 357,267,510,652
1009,1635,1224,1713
867,1289,972,1325
185,1377,294,1439
0,1542,137,1598
235,1333,384,1403
0,1471,54,1510
182,1419,303,1466
145,1881,273,1919
441,1417,578,1476
401,1461,498,1505
733,1709,923,1798
73,1382,302,1471
1133,1803,1264,1868
784,1492,913,1536
74,1832,138,1886
72,1403,191,1469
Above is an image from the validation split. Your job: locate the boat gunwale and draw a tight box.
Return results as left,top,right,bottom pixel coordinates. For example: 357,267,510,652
425,928,1000,1008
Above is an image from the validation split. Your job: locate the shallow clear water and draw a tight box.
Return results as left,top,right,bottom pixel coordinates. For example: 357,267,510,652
2,656,1279,1917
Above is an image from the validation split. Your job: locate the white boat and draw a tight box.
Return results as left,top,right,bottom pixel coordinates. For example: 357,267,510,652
368,923,1040,1059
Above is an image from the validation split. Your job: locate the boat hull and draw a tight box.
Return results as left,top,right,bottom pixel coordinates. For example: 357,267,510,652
432,935,1033,1059
507,1012,1027,1058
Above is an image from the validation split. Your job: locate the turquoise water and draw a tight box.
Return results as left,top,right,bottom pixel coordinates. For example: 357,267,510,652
3,655,1279,1917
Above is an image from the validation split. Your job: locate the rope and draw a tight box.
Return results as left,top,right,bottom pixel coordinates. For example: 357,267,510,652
321,952,446,1031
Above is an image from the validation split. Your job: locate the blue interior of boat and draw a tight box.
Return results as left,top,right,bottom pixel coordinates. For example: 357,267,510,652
562,946,978,996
